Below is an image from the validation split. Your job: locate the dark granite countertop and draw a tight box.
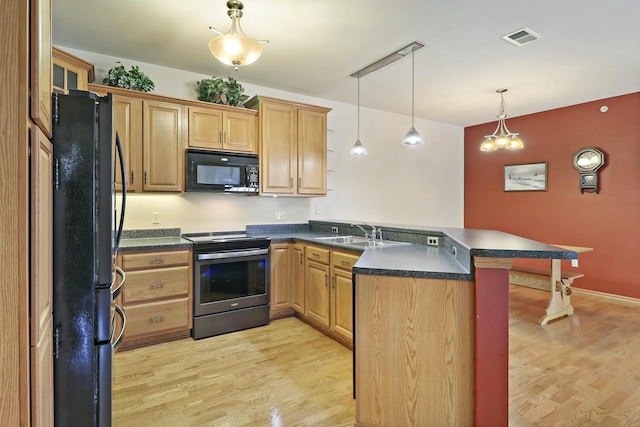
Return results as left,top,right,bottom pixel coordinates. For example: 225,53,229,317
118,222,579,280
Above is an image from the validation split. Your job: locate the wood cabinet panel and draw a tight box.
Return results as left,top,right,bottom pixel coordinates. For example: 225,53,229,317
188,107,223,150
51,47,93,93
29,125,54,426
291,244,305,314
121,250,190,270
123,298,191,338
223,111,256,153
258,101,296,194
30,127,53,346
331,268,353,343
269,243,292,317
306,245,330,264
297,108,327,195
30,0,52,138
123,266,190,304
113,96,143,192
304,259,330,329
30,320,53,427
142,101,185,192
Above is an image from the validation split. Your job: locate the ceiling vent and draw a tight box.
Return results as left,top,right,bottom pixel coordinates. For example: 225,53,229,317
501,27,543,46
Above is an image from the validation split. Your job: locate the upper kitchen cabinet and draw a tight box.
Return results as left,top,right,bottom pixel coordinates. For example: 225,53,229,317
30,0,52,138
113,96,143,192
188,106,257,153
52,47,95,93
245,96,331,196
143,100,186,192
89,84,186,193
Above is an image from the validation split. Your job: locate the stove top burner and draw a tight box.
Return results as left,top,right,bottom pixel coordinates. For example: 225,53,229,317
182,231,270,247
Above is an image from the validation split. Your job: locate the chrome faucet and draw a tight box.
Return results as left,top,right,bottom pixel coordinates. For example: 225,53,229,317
351,223,378,241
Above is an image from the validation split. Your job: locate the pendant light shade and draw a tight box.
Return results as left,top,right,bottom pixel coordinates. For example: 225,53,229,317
350,76,368,156
401,49,423,146
209,0,263,71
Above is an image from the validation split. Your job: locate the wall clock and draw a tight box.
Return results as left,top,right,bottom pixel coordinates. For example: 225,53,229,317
572,146,605,193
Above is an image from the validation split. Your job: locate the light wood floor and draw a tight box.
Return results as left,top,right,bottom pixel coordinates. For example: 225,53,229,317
113,286,640,426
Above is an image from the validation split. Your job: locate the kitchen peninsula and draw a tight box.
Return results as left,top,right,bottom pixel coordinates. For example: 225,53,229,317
251,220,577,427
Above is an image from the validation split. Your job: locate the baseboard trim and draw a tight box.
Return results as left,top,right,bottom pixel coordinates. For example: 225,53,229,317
573,287,640,307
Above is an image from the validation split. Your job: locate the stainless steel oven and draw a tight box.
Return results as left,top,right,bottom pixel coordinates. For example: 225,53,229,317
182,233,271,339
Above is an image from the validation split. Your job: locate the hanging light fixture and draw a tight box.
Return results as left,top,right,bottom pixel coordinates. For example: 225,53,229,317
350,75,368,156
208,0,264,71
401,48,424,146
480,89,524,151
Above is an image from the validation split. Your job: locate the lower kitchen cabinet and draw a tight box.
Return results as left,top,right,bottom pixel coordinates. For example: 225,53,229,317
330,251,359,345
304,246,331,329
269,243,294,319
291,243,305,314
118,248,192,350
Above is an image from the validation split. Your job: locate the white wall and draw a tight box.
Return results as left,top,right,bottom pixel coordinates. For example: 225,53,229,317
65,46,464,231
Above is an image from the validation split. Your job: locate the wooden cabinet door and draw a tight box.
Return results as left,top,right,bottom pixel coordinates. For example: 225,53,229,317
297,108,327,195
331,268,353,344
305,260,330,328
269,243,291,316
188,106,223,150
30,0,52,138
114,96,143,192
30,125,53,426
291,244,305,314
223,111,256,153
259,101,296,194
143,101,185,192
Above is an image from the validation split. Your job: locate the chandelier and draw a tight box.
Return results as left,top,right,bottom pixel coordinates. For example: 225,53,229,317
208,0,264,71
480,89,524,151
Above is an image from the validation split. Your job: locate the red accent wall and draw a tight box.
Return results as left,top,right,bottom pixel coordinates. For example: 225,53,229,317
464,92,640,299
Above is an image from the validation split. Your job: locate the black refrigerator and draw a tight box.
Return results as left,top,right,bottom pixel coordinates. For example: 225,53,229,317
52,90,127,427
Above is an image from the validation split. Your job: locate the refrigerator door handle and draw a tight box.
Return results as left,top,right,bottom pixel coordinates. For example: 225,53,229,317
111,266,125,300
111,304,126,351
115,131,127,252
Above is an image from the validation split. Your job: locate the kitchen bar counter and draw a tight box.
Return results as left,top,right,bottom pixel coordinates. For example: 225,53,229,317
118,228,192,252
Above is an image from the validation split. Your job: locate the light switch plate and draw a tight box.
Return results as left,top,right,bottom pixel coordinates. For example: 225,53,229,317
571,259,579,267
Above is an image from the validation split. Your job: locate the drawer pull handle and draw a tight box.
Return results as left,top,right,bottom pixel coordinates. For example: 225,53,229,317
312,253,320,258
150,257,165,265
340,260,351,266
150,282,165,289
150,315,165,323
230,302,239,307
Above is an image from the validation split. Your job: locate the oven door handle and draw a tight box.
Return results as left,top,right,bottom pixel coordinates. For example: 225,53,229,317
197,248,269,261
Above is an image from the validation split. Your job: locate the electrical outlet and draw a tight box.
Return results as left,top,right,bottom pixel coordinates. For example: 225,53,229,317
151,212,160,224
331,227,339,234
427,236,439,246
275,211,287,220
316,204,321,215
571,259,579,267
452,246,458,258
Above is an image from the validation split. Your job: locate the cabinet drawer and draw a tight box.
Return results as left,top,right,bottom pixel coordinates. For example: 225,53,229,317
332,251,360,270
124,266,190,304
121,250,190,270
123,298,190,338
306,246,330,264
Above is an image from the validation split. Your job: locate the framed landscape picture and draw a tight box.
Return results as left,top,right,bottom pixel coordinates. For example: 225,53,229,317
504,162,548,192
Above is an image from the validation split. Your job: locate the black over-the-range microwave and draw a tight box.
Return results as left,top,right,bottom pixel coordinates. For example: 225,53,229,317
185,149,259,193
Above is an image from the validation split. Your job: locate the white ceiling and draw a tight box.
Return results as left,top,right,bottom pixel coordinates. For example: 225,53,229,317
52,0,640,127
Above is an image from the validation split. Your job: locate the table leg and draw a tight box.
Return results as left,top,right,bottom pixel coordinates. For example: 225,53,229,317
539,259,575,325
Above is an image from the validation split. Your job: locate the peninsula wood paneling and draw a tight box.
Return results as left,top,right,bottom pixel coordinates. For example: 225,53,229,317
354,274,474,427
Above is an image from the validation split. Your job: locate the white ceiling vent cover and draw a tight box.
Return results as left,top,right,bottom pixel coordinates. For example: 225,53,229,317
502,27,543,46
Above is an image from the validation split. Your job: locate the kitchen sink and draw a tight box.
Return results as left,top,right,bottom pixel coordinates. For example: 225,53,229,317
315,235,369,244
315,235,411,248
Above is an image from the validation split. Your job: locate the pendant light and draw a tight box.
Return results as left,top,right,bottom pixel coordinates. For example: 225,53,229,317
350,75,368,156
208,0,264,71
480,89,524,151
401,49,424,146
